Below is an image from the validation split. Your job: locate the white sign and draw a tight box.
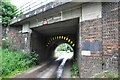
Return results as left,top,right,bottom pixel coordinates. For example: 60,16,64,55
81,50,91,56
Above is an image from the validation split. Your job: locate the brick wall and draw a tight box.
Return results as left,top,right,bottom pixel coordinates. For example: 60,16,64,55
81,18,102,55
102,2,119,55
7,26,22,51
79,18,103,78
79,2,119,78
102,2,119,71
80,56,102,78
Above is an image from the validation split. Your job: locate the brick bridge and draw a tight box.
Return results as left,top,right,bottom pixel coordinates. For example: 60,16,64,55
8,0,119,78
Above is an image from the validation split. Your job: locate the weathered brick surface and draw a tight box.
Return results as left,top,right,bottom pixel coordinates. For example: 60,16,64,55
118,1,120,75
79,2,119,78
5,25,31,53
79,56,102,78
81,18,103,55
7,26,22,51
102,2,119,72
80,18,103,78
102,2,119,54
102,54,118,71
81,18,102,42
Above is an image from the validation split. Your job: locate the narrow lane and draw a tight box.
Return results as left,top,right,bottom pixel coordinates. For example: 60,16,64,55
15,61,59,78
36,62,58,78
62,60,71,78
15,60,72,79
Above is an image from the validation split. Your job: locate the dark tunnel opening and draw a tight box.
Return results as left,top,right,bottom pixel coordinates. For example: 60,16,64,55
30,18,79,64
46,38,75,60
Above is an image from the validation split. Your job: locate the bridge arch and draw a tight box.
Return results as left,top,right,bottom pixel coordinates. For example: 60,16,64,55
45,36,76,60
30,18,79,63
46,35,75,47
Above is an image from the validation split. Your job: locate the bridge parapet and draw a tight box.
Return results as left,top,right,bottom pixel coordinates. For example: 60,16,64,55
10,0,67,25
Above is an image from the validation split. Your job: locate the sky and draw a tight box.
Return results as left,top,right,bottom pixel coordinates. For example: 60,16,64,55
10,0,32,8
10,0,50,8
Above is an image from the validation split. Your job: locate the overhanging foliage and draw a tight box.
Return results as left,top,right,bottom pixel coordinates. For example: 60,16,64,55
1,0,17,27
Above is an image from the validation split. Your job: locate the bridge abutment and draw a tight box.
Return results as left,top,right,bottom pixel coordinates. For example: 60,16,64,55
78,2,119,78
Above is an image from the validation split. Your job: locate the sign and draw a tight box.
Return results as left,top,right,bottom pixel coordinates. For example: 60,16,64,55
81,50,91,56
43,18,48,25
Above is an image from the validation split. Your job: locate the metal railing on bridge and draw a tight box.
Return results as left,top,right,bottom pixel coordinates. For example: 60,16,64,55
18,0,55,14
10,0,71,24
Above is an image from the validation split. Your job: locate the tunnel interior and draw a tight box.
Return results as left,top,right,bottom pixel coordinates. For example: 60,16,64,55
30,18,79,63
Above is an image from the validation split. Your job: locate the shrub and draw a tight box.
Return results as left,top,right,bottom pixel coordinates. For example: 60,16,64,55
2,37,10,49
94,71,119,78
71,59,79,77
2,36,18,51
1,49,38,76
